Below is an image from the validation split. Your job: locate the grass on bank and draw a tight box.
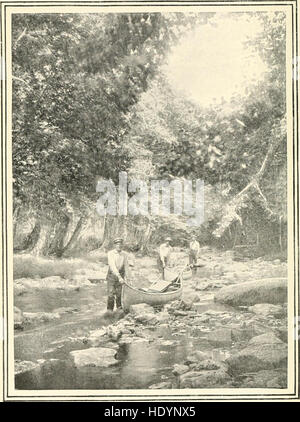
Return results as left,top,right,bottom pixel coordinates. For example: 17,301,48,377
13,252,107,280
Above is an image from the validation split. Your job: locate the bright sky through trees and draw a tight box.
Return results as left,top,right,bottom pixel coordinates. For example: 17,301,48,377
165,13,268,108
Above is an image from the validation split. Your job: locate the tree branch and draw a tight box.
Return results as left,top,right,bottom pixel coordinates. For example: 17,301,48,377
214,135,283,237
14,28,27,48
12,75,32,89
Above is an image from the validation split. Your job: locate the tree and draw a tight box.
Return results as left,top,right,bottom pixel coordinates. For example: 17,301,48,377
12,12,202,254
126,12,287,251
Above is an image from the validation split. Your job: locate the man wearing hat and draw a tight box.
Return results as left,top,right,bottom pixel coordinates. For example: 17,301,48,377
189,235,200,273
157,237,172,280
106,237,130,311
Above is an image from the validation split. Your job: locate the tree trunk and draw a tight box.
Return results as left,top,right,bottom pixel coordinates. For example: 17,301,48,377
140,218,152,253
48,215,71,257
62,215,86,255
30,224,49,255
13,206,21,239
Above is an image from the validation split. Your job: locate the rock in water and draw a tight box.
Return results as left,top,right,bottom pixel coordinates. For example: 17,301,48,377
129,303,155,315
242,369,287,388
155,312,170,324
106,326,122,342
172,364,189,375
134,313,158,325
87,328,107,347
275,326,288,343
179,365,230,388
15,360,40,375
14,306,24,329
214,278,287,306
148,381,173,389
248,332,284,345
248,303,285,317
70,347,118,368
192,359,224,371
226,333,287,373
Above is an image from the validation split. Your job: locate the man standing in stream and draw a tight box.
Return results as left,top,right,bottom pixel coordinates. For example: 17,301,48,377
106,237,130,312
157,237,173,280
189,235,200,273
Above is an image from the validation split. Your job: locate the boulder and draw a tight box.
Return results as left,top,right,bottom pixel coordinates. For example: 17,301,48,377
195,281,210,291
70,347,118,368
129,303,155,315
15,360,40,375
87,328,108,347
185,351,211,364
172,364,189,375
248,332,283,345
148,381,173,389
248,303,285,318
179,365,230,388
156,311,170,324
231,327,257,342
14,306,24,329
14,282,27,296
167,300,182,311
214,278,287,306
273,259,281,265
15,278,41,290
156,312,170,324
191,359,224,371
226,334,287,373
134,313,159,325
275,326,288,343
106,326,122,342
242,369,287,388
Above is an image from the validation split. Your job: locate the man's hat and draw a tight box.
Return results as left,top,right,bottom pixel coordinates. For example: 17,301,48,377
165,237,172,242
114,237,123,244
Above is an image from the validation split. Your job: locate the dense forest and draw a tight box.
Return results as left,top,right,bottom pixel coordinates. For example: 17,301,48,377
12,12,287,257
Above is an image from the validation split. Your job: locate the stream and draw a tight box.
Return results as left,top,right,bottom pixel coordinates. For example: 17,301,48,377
14,284,235,389
14,251,288,390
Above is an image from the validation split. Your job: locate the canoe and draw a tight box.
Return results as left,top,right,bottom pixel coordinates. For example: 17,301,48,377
121,276,182,311
164,267,192,282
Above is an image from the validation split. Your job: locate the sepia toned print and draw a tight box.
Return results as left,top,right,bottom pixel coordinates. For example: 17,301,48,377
0,0,299,401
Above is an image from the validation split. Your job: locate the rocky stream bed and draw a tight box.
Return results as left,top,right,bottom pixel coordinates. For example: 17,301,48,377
14,248,288,390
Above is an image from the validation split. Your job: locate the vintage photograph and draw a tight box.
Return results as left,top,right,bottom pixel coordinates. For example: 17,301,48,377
1,0,298,400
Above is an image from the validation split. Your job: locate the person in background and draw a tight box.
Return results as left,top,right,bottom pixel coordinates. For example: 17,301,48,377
157,237,172,279
106,238,130,312
189,235,200,272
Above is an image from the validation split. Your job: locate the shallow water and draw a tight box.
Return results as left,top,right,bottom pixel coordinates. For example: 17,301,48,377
14,250,288,390
14,284,234,390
